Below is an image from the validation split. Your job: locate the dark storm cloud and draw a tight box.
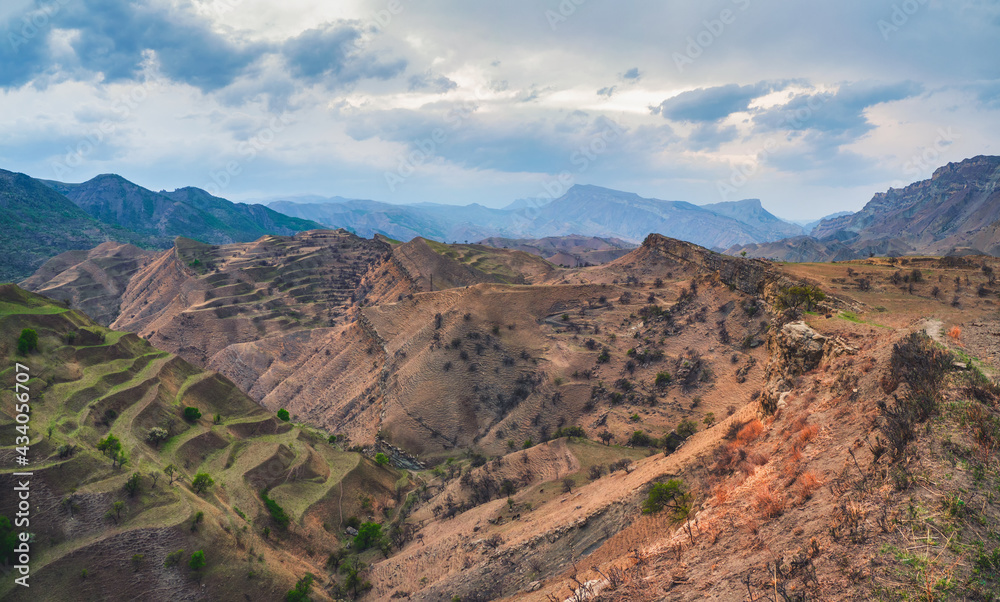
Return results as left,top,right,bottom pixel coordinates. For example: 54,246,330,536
0,0,406,93
653,81,783,123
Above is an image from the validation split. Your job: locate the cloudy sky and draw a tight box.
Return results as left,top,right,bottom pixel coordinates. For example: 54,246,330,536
1,0,998,220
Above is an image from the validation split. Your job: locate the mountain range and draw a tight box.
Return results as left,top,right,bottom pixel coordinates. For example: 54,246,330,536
0,170,325,282
269,186,806,249
733,155,1000,261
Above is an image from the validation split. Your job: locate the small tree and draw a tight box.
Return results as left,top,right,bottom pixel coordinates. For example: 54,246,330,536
97,434,122,458
599,430,614,445
164,464,177,485
341,557,371,597
189,550,206,571
146,427,169,447
277,409,290,422
191,473,214,495
354,522,383,550
641,479,691,518
183,407,202,422
17,329,38,355
111,500,126,522
124,472,142,497
286,573,315,602
113,450,128,470
374,452,389,467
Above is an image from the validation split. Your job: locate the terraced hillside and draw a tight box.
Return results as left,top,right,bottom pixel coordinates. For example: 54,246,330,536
0,285,405,601
110,230,397,366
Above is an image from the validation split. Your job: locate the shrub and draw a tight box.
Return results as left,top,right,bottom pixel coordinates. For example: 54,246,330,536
374,452,390,466
17,329,38,355
752,486,785,518
164,549,185,567
735,419,764,446
261,490,290,529
189,550,206,571
628,430,655,447
641,479,690,518
676,419,698,439
183,406,202,422
354,522,383,550
553,426,585,439
596,348,611,363
655,372,672,387
778,285,826,311
276,408,290,422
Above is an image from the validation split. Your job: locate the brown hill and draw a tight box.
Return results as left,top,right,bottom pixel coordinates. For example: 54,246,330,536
19,242,156,326
478,235,637,267
11,230,1000,600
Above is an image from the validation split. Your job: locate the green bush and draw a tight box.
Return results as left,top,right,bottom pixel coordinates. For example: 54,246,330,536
261,490,290,529
183,406,202,422
17,329,38,355
374,452,389,466
286,573,315,601
277,409,290,422
164,549,184,567
655,372,672,387
189,550,206,571
676,419,698,439
553,426,586,439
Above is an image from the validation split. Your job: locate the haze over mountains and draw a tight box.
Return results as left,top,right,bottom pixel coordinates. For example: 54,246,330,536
5,155,1000,288
269,185,807,249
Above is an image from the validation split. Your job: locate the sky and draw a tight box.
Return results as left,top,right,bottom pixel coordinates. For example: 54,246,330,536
1,0,998,221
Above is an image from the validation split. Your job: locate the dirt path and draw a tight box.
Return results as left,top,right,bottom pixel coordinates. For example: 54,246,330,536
921,318,945,343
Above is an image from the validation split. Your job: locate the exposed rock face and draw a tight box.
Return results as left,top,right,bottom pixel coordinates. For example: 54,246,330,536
760,319,857,412
732,155,1000,261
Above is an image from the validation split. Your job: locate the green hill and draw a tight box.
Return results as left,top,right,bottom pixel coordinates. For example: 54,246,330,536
0,284,405,601
0,170,140,283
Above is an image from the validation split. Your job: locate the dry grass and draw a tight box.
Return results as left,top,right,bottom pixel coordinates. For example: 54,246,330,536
712,483,732,505
796,424,820,447
797,471,822,503
735,419,764,446
752,485,785,519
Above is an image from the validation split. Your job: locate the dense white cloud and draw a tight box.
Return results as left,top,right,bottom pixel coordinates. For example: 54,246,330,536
0,0,997,219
